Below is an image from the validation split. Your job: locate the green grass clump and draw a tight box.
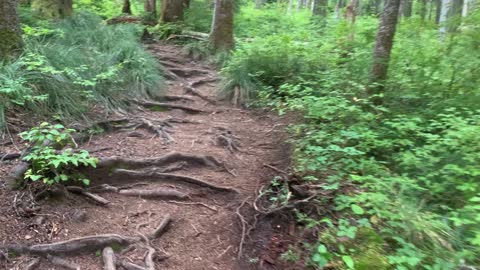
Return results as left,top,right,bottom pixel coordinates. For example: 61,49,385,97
0,12,163,127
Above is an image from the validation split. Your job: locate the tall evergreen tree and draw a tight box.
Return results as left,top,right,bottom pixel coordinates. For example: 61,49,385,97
160,0,185,22
31,0,72,18
0,0,22,59
210,0,234,51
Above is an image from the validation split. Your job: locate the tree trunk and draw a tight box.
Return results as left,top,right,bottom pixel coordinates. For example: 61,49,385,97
144,0,156,16
210,0,234,51
183,0,190,8
255,0,265,8
160,0,185,22
31,0,73,18
369,0,401,98
312,0,328,16
0,0,22,60
435,0,442,23
335,0,345,18
287,0,294,13
297,0,307,10
403,0,412,16
345,0,359,23
122,0,131,14
420,0,428,20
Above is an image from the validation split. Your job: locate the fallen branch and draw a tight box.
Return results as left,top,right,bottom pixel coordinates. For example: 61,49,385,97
149,214,172,240
183,83,216,104
66,186,110,206
166,200,218,212
113,169,237,193
262,163,288,175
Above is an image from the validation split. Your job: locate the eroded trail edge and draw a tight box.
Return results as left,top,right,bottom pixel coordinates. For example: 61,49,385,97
0,43,289,270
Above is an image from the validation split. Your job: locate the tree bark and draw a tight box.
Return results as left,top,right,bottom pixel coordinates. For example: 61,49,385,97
420,0,428,20
255,0,265,8
122,0,132,14
144,0,156,16
31,0,72,18
297,0,307,10
402,0,412,16
160,0,185,22
312,0,328,16
345,0,359,23
0,0,22,60
183,0,190,8
335,0,345,18
287,0,294,14
369,0,401,98
435,0,442,23
210,0,234,51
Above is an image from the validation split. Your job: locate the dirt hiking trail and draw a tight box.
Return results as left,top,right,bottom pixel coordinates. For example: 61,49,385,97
0,43,291,270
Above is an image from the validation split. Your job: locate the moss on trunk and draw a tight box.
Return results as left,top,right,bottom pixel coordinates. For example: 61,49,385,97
0,0,23,60
31,0,72,19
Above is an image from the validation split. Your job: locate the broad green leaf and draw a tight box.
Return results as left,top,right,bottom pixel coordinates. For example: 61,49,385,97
351,204,365,215
342,255,354,269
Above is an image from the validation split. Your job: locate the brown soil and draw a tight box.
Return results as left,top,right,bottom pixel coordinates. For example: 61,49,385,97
0,43,293,270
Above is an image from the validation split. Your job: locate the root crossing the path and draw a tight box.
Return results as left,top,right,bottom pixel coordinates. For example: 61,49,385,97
0,43,289,270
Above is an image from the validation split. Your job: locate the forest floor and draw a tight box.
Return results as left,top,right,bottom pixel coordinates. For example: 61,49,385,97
0,43,294,270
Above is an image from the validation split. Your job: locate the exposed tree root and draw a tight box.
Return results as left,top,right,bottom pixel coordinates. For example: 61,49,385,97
96,151,222,170
2,215,173,270
3,234,137,255
113,169,237,193
47,254,80,270
118,188,188,200
0,152,20,161
159,95,195,102
137,100,206,114
118,260,145,270
166,33,207,41
92,117,175,144
183,83,216,104
102,247,116,270
24,258,40,270
190,77,219,88
66,186,110,206
211,127,241,153
168,68,210,78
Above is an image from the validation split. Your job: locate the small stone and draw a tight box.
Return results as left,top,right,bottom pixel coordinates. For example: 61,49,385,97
24,235,32,240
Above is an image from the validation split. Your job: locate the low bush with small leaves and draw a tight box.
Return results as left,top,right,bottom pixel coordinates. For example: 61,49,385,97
20,122,97,186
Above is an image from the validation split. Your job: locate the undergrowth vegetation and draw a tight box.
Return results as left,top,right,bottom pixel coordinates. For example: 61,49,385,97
219,3,480,269
0,12,163,128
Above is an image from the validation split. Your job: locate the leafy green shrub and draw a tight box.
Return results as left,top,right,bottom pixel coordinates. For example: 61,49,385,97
20,122,97,186
0,12,163,128
237,10,480,264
